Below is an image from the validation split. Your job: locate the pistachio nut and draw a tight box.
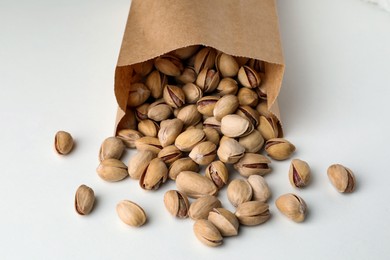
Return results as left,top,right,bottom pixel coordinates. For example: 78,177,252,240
116,129,143,148
171,45,200,60
196,68,220,93
176,104,202,127
258,115,279,140
145,70,167,99
96,158,128,182
255,84,267,100
203,127,220,145
158,118,184,147
193,219,223,247
127,83,151,107
147,99,173,122
174,128,206,152
75,184,95,215
213,95,239,121
135,136,162,154
256,101,273,118
163,85,185,108
238,129,264,153
227,179,253,207
219,135,231,145
194,47,217,73
54,130,73,155
181,83,202,104
236,105,260,127
237,87,259,107
327,164,356,193
275,193,307,222
189,195,222,220
163,190,190,218
117,109,137,130
116,200,147,227
216,78,238,95
215,53,239,77
154,55,184,77
289,159,311,188
208,208,239,237
157,145,182,165
137,119,160,137
175,66,197,84
235,201,270,226
189,141,217,165
176,171,218,198
221,114,253,138
265,138,296,161
238,65,261,88
196,96,219,117
217,137,245,164
168,158,199,180
234,153,271,177
135,103,150,121
203,116,222,134
128,150,156,179
139,158,168,190
132,60,154,76
247,175,271,202
205,161,229,189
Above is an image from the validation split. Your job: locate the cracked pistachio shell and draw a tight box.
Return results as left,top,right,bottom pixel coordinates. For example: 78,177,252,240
132,60,154,76
116,200,147,227
176,171,218,199
194,47,217,74
234,153,271,177
265,138,296,161
171,45,200,59
158,145,182,165
135,137,162,154
193,219,223,247
177,104,202,127
213,95,239,121
216,53,239,77
258,115,279,140
127,83,151,107
168,158,199,180
289,159,311,188
174,128,206,152
117,109,137,130
154,55,184,77
203,128,220,145
236,105,260,127
163,85,185,108
221,114,254,138
327,164,356,193
145,70,167,99
147,99,173,122
205,160,229,189
235,201,270,226
128,151,156,179
189,141,217,165
197,96,219,117
203,116,222,134
238,65,261,88
135,103,150,121
139,158,168,190
175,66,197,84
75,184,95,215
255,84,267,100
247,175,271,202
189,195,222,220
182,83,203,104
54,131,73,155
164,190,190,218
237,87,258,107
208,208,239,237
217,137,245,164
158,119,184,147
137,119,160,137
216,77,238,95
96,159,128,182
238,129,264,153
227,179,253,207
196,68,220,93
275,193,307,222
116,129,143,148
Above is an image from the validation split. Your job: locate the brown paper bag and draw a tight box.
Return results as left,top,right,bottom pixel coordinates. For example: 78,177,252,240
114,0,285,132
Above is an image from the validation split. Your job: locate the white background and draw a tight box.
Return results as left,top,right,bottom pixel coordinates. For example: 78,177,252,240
1,0,389,259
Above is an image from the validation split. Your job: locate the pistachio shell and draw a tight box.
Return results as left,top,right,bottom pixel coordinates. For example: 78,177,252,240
213,95,239,121
216,53,239,77
164,190,190,218
235,201,270,226
137,119,160,137
194,47,217,73
221,114,253,138
217,137,245,164
189,195,222,220
175,67,197,84
176,104,202,127
247,175,271,202
158,119,184,147
238,129,264,153
327,164,356,193
168,158,199,180
236,105,260,127
145,70,167,98
127,83,151,107
205,161,229,189
196,96,219,116
116,200,147,227
132,60,154,76
158,145,182,165
54,131,73,155
216,78,238,95
147,100,173,122
275,194,307,222
135,103,150,121
256,101,273,118
116,129,143,148
203,117,222,134
258,115,279,140
193,219,223,247
139,158,168,190
176,171,218,198
227,179,253,207
238,65,261,88
75,184,95,215
182,83,203,104
154,55,184,76
163,85,185,108
265,138,296,161
289,159,311,188
128,151,156,179
135,137,162,154
171,45,200,59
174,128,206,152
96,159,128,182
189,141,217,165
237,87,258,107
234,153,271,177
203,128,220,145
208,208,239,237
196,68,220,93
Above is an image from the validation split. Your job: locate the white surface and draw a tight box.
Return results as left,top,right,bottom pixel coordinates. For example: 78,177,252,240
1,0,389,259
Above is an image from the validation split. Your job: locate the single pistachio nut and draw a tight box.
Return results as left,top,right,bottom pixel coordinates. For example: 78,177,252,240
164,190,190,218
238,65,261,88
265,138,296,161
116,200,147,227
238,129,264,153
175,66,197,84
137,119,160,137
208,208,239,237
237,87,259,107
213,95,239,121
128,150,156,179
132,60,154,76
256,101,273,118
54,131,74,155
158,145,182,165
289,159,311,188
255,84,267,100
176,171,218,198
193,219,223,247
221,114,254,138
116,129,143,148
327,164,356,193
145,70,167,99
189,195,222,220
258,115,279,140
196,68,220,93
217,137,245,164
216,53,239,77
275,193,307,222
189,141,217,165
194,47,217,73
236,105,260,127
234,153,271,177
176,104,202,127
117,109,137,130
127,83,151,107
75,184,95,215
203,127,220,145
196,96,219,117
174,128,206,152
154,55,184,77
216,78,238,95
227,179,253,207
235,201,270,226
158,118,184,147
96,158,128,182
203,116,222,134
205,160,229,189
168,158,199,180
139,158,168,190
247,175,271,202
171,45,200,59
147,99,173,122
135,136,162,154
163,85,185,108
182,83,203,104
135,103,150,121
